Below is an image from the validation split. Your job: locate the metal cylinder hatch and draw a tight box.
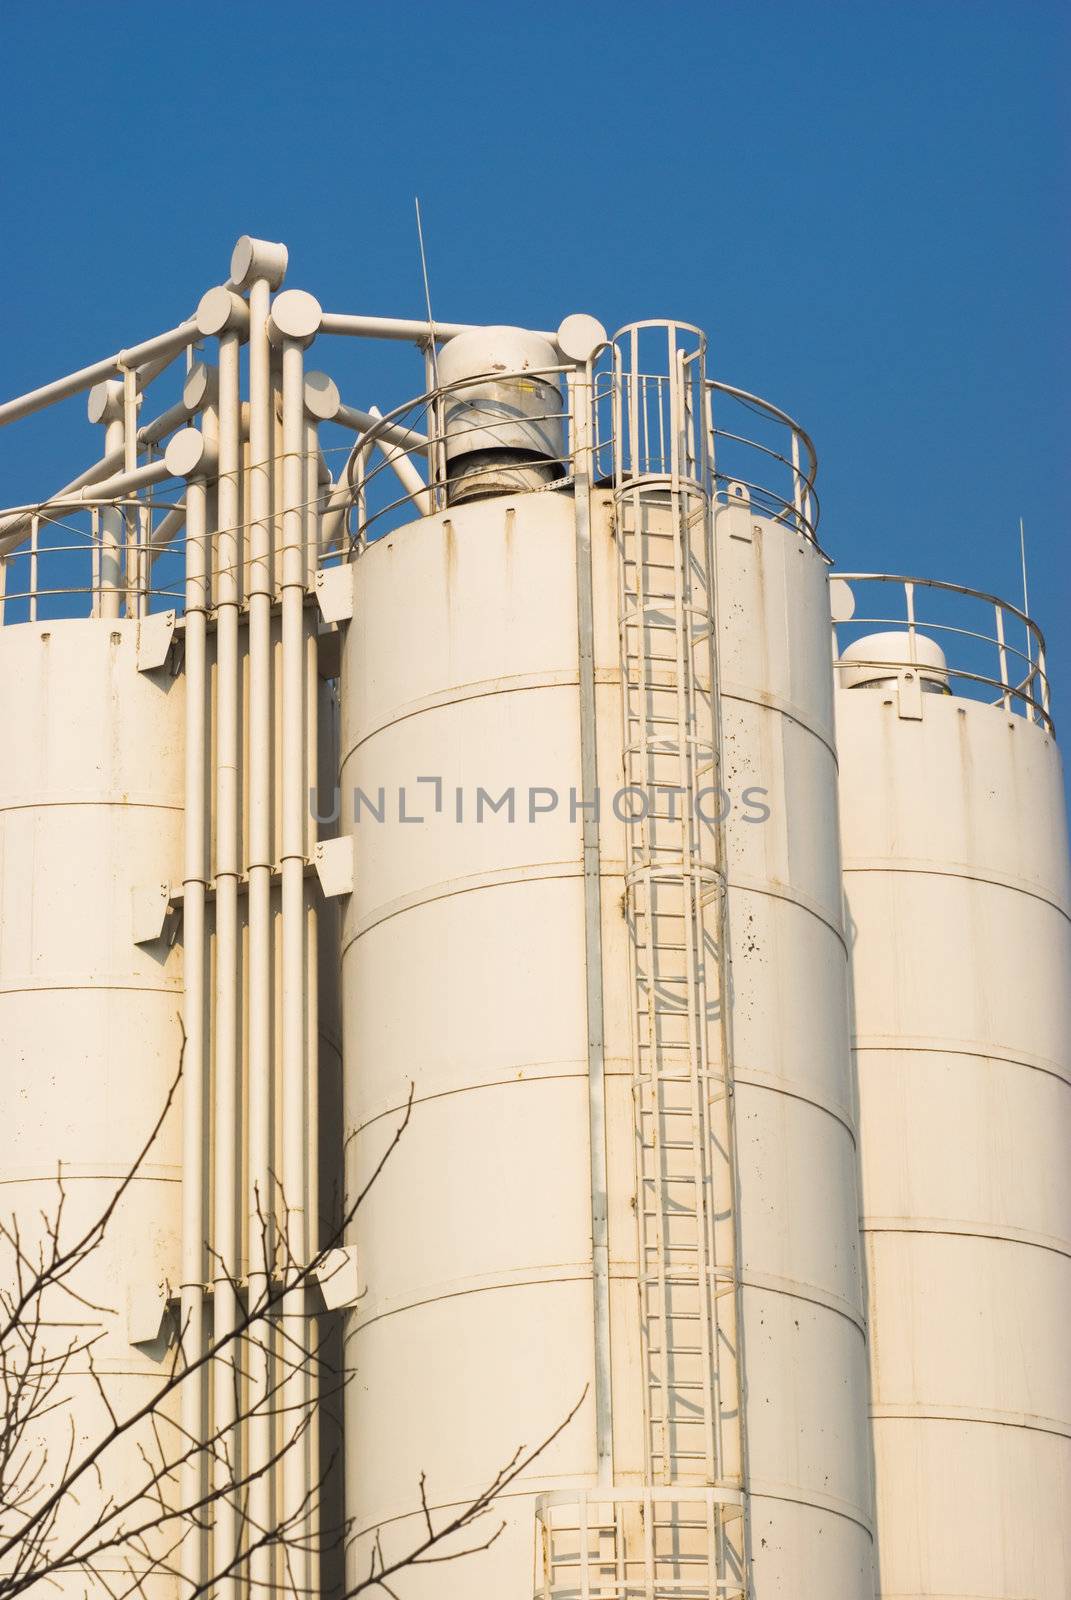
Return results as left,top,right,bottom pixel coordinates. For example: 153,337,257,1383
435,325,564,502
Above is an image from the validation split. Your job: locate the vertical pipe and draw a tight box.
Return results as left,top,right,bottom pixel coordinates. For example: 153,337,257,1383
281,334,309,1595
122,367,139,616
304,407,322,1593
268,288,319,1592
570,360,614,1486
28,514,38,624
88,380,125,618
246,274,276,1592
212,322,243,1596
176,436,211,1594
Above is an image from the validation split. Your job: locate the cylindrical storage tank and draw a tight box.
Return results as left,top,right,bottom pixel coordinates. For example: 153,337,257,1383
338,482,875,1593
835,607,1071,1598
714,493,876,1592
339,488,605,1595
0,618,184,1596
436,326,564,502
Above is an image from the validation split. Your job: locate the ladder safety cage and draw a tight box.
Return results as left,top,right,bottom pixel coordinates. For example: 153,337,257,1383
612,321,748,1593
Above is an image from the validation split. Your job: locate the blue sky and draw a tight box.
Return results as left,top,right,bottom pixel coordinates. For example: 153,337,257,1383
2,1,1068,702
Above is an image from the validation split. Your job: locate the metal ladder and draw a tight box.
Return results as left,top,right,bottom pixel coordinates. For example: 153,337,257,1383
613,324,748,1593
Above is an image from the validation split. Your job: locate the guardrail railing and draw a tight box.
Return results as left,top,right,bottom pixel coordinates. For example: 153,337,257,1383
832,571,1051,732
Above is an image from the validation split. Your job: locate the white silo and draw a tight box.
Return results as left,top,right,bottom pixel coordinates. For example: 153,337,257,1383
337,322,876,1596
834,577,1071,1599
0,616,185,1595
1,235,1065,1600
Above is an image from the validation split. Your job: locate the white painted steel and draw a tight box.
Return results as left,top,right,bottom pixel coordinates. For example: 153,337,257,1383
340,491,605,1596
0,619,185,1595
435,326,564,500
339,482,875,1597
838,630,950,691
714,494,876,1594
836,651,1071,1599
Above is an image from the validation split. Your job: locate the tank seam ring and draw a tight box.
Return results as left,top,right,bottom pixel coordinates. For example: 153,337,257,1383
342,861,591,945
862,1218,1071,1260
842,858,1071,921
741,1480,875,1538
732,1066,857,1142
0,797,183,813
728,873,848,951
343,864,846,951
870,1405,1071,1441
0,977,181,995
349,1060,856,1143
0,1166,180,1184
340,673,837,762
350,1063,608,1134
719,681,838,760
341,671,583,755
349,1263,866,1338
853,1037,1071,1090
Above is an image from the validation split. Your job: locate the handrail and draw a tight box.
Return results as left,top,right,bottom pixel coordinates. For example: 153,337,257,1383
832,571,1051,732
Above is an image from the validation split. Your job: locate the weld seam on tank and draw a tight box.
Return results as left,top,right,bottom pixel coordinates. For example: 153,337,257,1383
340,674,585,751
843,859,1071,917
745,1483,875,1532
347,1271,869,1337
728,876,849,947
349,1068,596,1133
0,797,183,811
341,867,847,950
863,1219,1071,1255
732,1067,857,1136
0,977,181,993
351,1266,606,1327
341,862,596,946
869,1406,1071,1439
853,1037,1071,1085
720,689,839,757
738,1274,867,1330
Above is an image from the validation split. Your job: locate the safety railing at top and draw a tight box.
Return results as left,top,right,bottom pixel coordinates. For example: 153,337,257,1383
832,572,1052,732
335,348,821,555
0,329,822,622
0,499,187,625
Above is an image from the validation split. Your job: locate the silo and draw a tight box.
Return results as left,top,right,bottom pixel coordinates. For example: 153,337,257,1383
0,616,185,1596
714,491,875,1592
834,580,1071,1598
337,324,876,1596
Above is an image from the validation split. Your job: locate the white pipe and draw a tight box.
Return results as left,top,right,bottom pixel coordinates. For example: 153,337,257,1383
177,438,210,1593
319,310,557,344
245,269,276,1599
366,404,433,513
277,323,312,1595
304,407,322,1595
334,401,429,456
92,381,125,620
122,368,141,616
211,315,243,1598
0,318,199,428
148,503,186,553
0,375,215,557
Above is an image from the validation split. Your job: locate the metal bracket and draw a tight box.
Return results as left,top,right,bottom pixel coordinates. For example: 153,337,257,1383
314,836,354,898
896,667,924,721
315,565,353,624
715,494,754,544
132,881,174,944
136,610,177,672
314,1245,360,1311
127,1281,172,1348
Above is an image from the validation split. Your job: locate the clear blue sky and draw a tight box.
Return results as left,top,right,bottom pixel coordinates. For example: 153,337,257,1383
2,1,1068,703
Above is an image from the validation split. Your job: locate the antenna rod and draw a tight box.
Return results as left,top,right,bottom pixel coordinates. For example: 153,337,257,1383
415,195,439,389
